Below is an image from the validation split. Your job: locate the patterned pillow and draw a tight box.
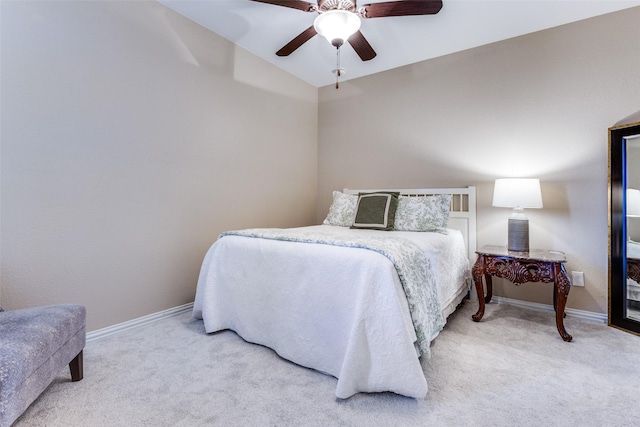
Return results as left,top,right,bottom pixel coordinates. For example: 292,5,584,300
351,192,399,231
394,194,451,233
323,191,358,227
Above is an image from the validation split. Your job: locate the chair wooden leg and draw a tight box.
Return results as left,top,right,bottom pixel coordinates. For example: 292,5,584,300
69,351,83,382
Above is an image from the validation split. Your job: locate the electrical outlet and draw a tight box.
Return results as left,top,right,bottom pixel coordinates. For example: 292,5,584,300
572,271,585,287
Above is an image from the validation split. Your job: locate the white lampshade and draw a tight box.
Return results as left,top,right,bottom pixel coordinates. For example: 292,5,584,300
492,178,543,209
628,188,640,217
313,10,361,47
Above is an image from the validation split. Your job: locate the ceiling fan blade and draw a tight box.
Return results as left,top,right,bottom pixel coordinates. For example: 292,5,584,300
359,0,442,18
276,26,318,56
348,31,376,61
250,0,317,13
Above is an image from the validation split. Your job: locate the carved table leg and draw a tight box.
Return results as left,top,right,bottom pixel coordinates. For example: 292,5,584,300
472,276,485,322
552,279,566,320
484,274,493,303
553,264,572,342
472,256,485,322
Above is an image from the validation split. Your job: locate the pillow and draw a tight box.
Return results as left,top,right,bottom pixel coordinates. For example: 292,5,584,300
323,191,358,227
394,194,451,233
351,192,399,231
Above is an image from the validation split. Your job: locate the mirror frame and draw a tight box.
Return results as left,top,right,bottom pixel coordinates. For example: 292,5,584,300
609,120,640,336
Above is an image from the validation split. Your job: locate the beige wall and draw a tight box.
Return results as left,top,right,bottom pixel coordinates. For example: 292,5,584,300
0,1,318,330
317,7,640,314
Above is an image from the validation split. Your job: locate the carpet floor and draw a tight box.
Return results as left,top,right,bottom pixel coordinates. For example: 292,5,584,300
13,301,640,426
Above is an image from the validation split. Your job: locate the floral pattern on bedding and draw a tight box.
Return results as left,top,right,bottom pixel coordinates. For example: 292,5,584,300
322,191,358,227
394,194,451,233
220,228,446,357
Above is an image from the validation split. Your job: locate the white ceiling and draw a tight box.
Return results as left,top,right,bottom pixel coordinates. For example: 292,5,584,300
158,0,640,87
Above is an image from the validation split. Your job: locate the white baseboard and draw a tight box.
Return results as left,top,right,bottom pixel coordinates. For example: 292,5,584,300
85,298,606,344
492,296,607,323
86,302,194,343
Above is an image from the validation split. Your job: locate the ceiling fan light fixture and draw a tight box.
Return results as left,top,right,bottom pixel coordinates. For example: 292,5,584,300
313,10,361,47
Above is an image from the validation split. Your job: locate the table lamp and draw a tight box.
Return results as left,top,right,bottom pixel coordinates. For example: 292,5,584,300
493,178,543,252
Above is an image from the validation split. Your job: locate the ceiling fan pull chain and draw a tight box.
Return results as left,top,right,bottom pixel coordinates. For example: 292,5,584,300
335,46,341,89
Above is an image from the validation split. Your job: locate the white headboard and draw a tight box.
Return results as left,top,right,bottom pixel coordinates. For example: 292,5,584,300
343,187,477,265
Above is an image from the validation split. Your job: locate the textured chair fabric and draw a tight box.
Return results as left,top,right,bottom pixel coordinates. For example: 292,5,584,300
0,304,86,427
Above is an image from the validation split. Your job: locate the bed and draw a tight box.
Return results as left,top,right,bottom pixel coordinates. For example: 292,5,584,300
193,187,477,399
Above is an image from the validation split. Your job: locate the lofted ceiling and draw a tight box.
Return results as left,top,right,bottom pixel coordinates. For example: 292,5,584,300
158,0,640,87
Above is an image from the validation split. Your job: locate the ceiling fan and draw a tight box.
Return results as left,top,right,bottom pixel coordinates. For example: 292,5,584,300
251,0,444,61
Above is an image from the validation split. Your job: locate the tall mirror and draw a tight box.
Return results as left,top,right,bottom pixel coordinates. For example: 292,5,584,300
609,120,640,335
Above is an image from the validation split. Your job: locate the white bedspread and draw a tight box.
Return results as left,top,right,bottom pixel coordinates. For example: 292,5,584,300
193,225,470,399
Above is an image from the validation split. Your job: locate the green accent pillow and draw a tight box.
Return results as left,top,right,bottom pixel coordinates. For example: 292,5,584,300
351,192,399,231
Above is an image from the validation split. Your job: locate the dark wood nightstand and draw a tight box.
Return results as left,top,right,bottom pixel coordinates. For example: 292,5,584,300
471,245,572,342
